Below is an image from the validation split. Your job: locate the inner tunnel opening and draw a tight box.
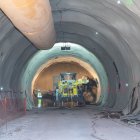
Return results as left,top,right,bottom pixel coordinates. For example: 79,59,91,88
21,42,108,109
32,56,101,108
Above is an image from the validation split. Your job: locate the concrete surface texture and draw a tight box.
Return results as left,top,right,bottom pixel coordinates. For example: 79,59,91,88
0,108,140,140
1,0,140,113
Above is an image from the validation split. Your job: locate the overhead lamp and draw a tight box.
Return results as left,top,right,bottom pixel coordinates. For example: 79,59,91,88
61,46,71,50
117,0,121,4
95,32,99,35
125,83,129,87
61,43,71,50
0,87,3,91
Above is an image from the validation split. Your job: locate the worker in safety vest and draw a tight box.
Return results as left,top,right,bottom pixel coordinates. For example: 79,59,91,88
37,89,42,108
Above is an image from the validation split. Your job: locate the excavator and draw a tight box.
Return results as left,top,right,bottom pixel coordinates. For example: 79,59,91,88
34,72,98,107
56,73,97,107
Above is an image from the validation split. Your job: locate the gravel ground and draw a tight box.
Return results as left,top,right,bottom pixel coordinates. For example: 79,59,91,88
0,108,140,140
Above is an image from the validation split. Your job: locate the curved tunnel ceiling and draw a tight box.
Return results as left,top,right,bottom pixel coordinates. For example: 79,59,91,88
0,0,140,113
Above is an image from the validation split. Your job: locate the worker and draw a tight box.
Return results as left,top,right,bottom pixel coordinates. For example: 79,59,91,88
55,87,59,101
37,89,42,108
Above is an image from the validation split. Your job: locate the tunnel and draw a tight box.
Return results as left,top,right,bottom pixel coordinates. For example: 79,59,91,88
1,0,140,139
21,42,108,109
0,0,140,116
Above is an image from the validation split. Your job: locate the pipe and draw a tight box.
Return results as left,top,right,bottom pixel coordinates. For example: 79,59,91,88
0,0,55,49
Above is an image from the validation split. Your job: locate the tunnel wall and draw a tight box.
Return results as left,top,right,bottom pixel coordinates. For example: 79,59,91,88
0,0,140,114
50,0,140,112
20,43,108,109
0,11,37,91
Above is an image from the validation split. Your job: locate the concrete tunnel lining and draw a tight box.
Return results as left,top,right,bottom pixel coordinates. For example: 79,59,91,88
50,0,140,112
0,0,140,114
20,43,108,109
32,56,101,103
51,0,140,82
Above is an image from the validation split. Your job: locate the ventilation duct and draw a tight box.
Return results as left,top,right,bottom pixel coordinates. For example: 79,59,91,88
0,0,56,49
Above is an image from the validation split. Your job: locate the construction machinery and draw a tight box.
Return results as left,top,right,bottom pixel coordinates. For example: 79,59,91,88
55,73,89,107
33,73,97,108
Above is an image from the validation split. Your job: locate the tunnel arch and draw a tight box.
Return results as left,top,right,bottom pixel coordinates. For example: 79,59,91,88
0,0,140,114
20,43,108,109
32,56,101,103
50,0,140,112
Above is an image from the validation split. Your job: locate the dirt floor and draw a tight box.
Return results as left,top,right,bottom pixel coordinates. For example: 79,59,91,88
0,108,140,140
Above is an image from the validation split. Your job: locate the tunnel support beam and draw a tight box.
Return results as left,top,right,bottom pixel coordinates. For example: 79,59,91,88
0,0,55,49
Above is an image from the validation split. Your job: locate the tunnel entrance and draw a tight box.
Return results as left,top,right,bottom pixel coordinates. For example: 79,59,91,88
21,42,108,110
32,57,100,108
1,1,140,138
